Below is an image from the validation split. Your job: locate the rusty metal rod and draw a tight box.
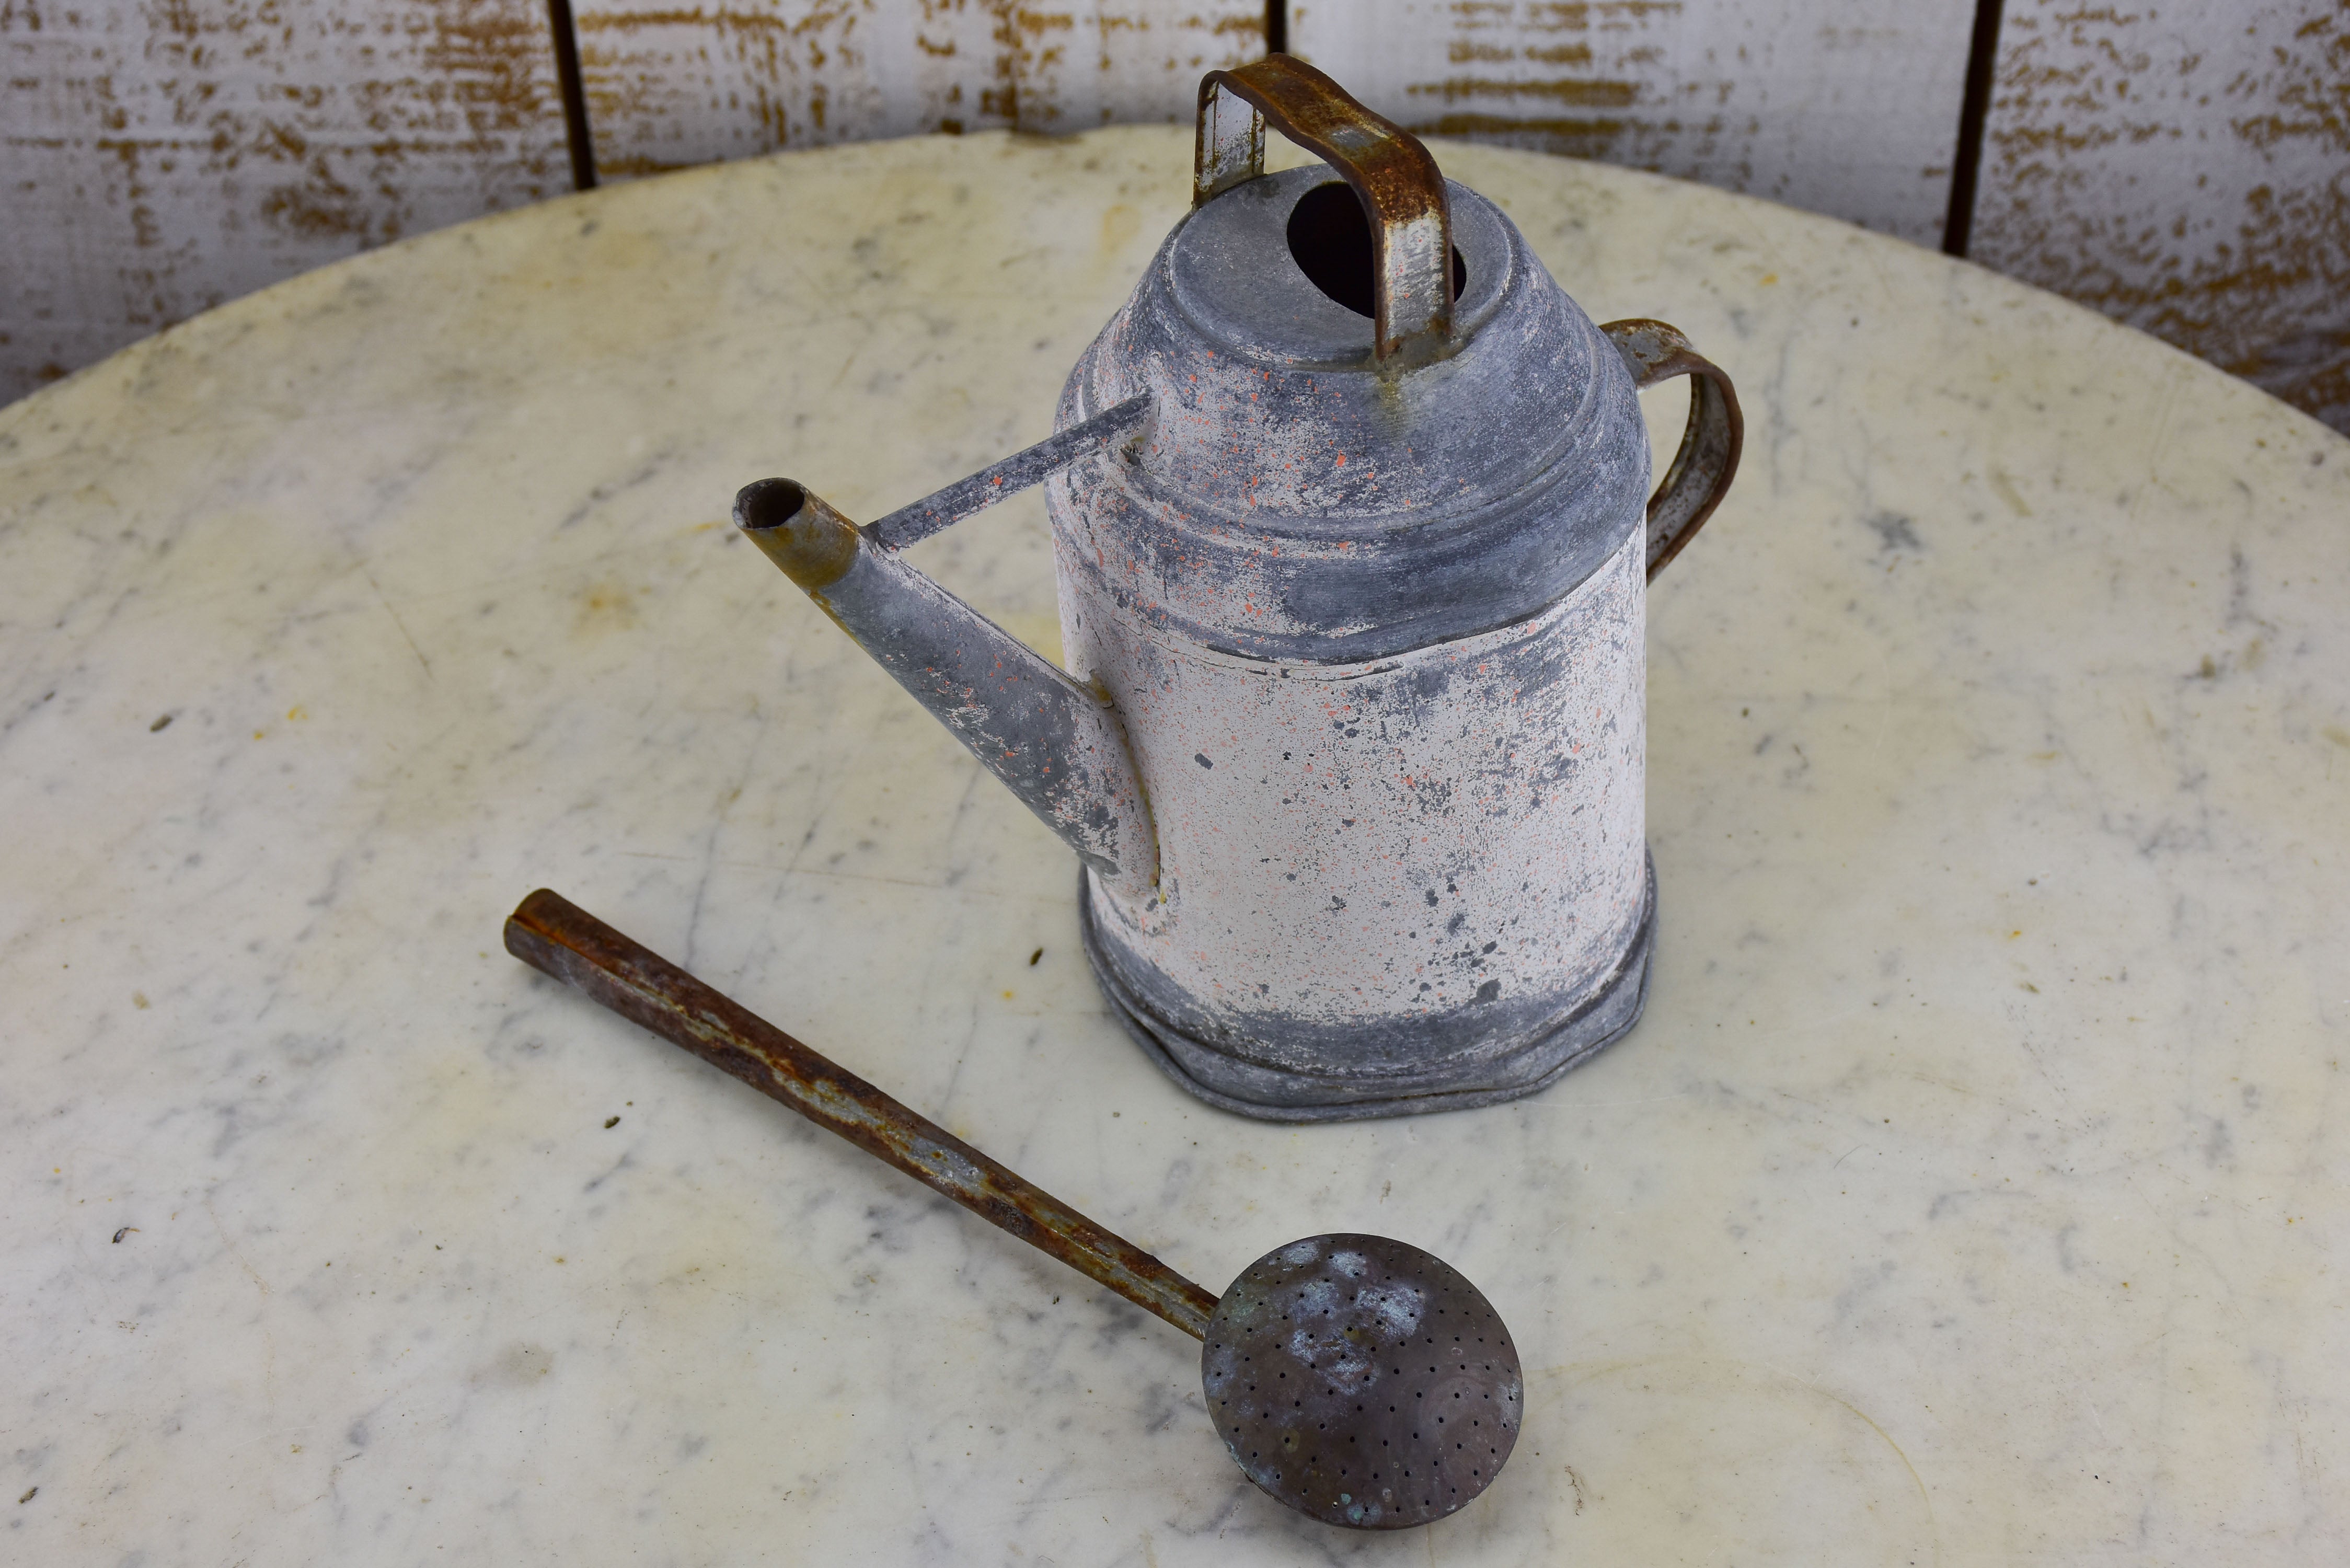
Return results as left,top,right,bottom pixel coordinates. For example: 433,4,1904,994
503,888,1220,1339
861,394,1150,552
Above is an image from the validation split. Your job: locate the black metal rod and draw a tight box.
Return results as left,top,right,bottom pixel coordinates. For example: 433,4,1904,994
547,0,598,192
504,889,1220,1339
1943,0,2007,257
861,394,1150,552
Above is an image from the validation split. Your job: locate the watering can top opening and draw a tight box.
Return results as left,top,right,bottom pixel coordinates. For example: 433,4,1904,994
1168,167,1510,374
1051,59,1655,664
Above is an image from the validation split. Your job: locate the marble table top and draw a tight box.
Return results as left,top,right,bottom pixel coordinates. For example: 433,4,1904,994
4,125,2346,1565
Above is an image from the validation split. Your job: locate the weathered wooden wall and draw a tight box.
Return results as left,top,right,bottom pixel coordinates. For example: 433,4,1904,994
1,0,570,406
1291,0,1977,249
5,1,2347,433
574,1,1265,177
1972,0,2348,433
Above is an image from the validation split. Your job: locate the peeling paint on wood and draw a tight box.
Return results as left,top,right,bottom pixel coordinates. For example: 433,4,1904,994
1973,0,2350,434
572,0,1266,178
9,2,2342,435
1,0,568,406
1288,1,1977,247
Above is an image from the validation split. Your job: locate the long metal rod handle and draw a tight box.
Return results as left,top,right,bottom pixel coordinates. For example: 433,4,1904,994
503,889,1220,1339
1195,55,1452,362
1600,318,1746,580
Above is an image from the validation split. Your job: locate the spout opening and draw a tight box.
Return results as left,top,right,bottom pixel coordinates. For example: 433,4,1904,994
735,477,809,534
735,478,861,591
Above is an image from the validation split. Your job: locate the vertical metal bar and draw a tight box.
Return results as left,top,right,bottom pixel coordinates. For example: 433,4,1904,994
1264,0,1287,57
546,0,598,193
1943,0,2007,257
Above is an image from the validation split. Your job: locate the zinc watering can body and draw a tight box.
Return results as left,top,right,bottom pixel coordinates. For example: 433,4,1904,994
740,57,1741,1121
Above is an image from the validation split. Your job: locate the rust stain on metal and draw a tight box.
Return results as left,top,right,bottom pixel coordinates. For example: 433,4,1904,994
1599,317,1744,579
1973,0,2349,432
1194,54,1456,356
735,479,862,589
503,888,1220,1339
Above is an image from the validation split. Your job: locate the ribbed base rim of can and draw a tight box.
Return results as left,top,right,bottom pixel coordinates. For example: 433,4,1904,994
1078,858,1656,1123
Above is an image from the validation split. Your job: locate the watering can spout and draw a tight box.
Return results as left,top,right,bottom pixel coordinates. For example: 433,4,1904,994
735,478,1158,899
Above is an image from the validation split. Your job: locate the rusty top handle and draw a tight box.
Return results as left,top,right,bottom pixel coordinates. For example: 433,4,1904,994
503,889,1221,1340
1195,55,1453,362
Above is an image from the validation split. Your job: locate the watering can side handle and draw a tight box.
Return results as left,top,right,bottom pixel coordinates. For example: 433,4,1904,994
1195,55,1452,363
1599,318,1746,582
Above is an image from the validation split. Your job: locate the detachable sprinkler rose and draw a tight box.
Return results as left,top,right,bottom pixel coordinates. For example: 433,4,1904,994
504,889,1523,1530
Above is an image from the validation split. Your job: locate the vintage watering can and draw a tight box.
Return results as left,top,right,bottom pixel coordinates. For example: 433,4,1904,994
735,56,1742,1122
